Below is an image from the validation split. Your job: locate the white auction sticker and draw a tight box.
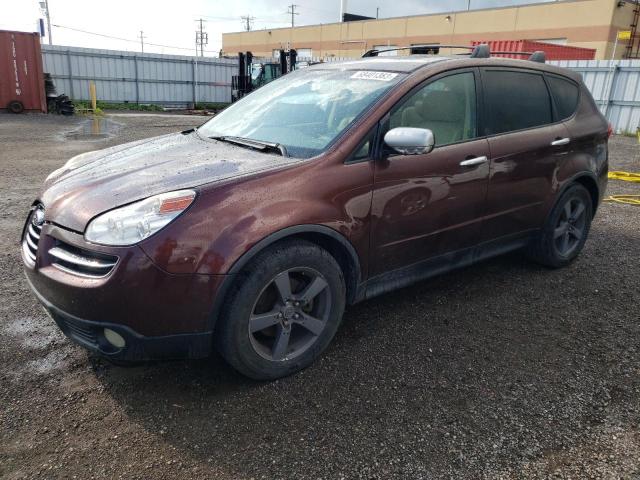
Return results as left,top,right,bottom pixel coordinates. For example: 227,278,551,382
350,71,398,81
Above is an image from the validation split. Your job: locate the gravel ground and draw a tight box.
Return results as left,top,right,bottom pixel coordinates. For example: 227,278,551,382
1,112,639,480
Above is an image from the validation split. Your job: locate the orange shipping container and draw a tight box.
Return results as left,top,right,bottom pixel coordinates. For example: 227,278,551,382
471,40,596,61
0,30,46,113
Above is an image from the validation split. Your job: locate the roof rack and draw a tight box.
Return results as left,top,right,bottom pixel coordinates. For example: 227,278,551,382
488,50,546,63
362,44,474,57
361,44,546,63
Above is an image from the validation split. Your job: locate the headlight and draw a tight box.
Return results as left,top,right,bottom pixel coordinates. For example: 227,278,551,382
85,190,196,246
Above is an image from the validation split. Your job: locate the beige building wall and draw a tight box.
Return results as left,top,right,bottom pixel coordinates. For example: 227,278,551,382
221,0,637,60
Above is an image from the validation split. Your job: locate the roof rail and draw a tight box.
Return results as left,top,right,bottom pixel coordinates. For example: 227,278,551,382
486,50,546,63
470,44,490,58
361,44,546,63
528,51,546,63
362,44,473,57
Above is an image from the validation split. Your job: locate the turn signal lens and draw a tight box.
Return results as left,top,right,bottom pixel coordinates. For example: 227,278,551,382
159,195,195,214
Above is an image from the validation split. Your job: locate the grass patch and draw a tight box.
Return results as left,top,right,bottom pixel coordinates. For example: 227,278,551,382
71,101,230,113
72,101,164,112
194,102,230,112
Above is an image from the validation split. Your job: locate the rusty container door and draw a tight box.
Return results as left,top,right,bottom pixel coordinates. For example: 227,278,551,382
0,30,46,113
472,40,596,61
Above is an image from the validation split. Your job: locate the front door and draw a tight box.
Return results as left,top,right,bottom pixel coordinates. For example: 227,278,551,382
370,70,490,276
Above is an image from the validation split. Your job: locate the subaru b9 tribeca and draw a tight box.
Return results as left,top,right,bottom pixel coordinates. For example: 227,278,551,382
22,54,608,379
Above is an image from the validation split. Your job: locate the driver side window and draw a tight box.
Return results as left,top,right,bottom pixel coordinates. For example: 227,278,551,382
389,72,477,147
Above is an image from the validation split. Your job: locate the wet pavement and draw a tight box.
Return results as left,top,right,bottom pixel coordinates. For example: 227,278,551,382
1,112,639,479
63,116,121,141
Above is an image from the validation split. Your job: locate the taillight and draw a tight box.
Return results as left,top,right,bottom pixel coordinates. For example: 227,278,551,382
607,123,613,138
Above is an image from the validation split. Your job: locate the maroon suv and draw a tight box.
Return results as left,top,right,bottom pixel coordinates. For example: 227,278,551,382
22,53,608,379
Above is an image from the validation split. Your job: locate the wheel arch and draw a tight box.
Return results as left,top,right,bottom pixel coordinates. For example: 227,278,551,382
571,174,600,216
207,225,363,331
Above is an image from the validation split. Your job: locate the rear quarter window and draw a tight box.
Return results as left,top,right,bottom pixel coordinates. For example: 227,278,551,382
483,70,552,135
546,75,580,120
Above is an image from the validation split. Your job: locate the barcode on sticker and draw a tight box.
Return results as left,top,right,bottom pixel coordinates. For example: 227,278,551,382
351,71,398,81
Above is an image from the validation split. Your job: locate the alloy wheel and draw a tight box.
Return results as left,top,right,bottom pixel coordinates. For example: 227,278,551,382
248,267,332,361
553,197,587,257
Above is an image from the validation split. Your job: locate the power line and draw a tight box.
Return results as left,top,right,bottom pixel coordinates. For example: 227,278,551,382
40,0,52,45
240,15,255,31
198,14,242,21
51,24,200,52
138,30,146,53
195,18,208,57
287,4,299,28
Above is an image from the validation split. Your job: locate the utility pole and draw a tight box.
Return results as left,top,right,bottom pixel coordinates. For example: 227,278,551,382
376,7,379,19
287,4,299,28
39,0,52,44
195,18,208,57
240,15,255,32
138,30,146,53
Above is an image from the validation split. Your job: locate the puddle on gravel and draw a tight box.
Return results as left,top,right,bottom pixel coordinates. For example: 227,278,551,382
64,116,120,141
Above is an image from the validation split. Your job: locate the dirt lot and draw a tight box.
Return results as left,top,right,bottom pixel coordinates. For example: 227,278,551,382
1,112,639,479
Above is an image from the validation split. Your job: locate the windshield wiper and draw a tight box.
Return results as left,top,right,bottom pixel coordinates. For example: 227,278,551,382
210,135,288,157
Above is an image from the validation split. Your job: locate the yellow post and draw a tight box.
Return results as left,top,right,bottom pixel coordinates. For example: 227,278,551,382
89,81,97,112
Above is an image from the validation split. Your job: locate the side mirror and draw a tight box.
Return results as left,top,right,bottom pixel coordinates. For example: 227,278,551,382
384,127,435,155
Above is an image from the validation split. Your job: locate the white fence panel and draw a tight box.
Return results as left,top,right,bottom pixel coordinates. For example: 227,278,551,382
39,48,640,130
42,45,237,107
551,59,640,133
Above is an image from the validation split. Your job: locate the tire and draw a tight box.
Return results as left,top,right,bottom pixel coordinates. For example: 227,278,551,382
215,239,346,380
7,100,24,114
526,183,593,268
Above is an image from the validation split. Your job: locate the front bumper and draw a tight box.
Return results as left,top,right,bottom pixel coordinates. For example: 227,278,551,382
23,222,227,361
27,274,212,361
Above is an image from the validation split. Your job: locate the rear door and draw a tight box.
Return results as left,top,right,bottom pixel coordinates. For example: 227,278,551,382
370,69,491,275
479,68,571,242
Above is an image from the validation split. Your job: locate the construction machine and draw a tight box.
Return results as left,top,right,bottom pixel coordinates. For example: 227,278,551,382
231,49,297,102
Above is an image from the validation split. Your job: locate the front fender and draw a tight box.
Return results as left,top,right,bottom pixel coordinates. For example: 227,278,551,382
139,156,374,277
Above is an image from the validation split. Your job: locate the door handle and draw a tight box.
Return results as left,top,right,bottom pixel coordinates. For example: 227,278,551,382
551,137,570,146
459,156,488,167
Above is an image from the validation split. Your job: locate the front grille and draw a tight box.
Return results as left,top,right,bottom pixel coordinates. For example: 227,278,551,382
49,241,118,279
22,207,44,267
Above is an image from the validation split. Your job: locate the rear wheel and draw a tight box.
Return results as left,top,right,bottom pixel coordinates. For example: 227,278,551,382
527,183,593,268
215,239,346,380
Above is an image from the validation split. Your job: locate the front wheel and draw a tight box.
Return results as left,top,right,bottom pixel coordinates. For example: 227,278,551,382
526,183,593,268
215,239,346,380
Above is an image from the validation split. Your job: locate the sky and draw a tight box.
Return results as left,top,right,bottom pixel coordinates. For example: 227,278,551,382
1,0,556,56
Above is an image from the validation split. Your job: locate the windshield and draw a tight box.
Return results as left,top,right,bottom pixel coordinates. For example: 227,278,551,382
198,68,404,158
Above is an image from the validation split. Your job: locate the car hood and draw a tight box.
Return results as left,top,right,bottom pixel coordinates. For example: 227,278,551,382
41,130,299,232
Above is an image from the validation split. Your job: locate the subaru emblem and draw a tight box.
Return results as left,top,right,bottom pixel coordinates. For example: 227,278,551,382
32,208,45,227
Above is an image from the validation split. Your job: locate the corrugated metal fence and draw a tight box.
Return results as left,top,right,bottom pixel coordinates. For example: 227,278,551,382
551,60,640,133
41,45,237,107
38,46,640,131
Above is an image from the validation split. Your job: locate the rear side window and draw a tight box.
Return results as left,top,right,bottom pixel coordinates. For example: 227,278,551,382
547,75,579,119
483,70,552,135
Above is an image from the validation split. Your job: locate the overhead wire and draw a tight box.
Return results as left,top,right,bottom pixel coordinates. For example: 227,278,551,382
51,24,215,53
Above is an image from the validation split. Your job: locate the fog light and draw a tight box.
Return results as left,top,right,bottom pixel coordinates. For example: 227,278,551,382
103,328,126,349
